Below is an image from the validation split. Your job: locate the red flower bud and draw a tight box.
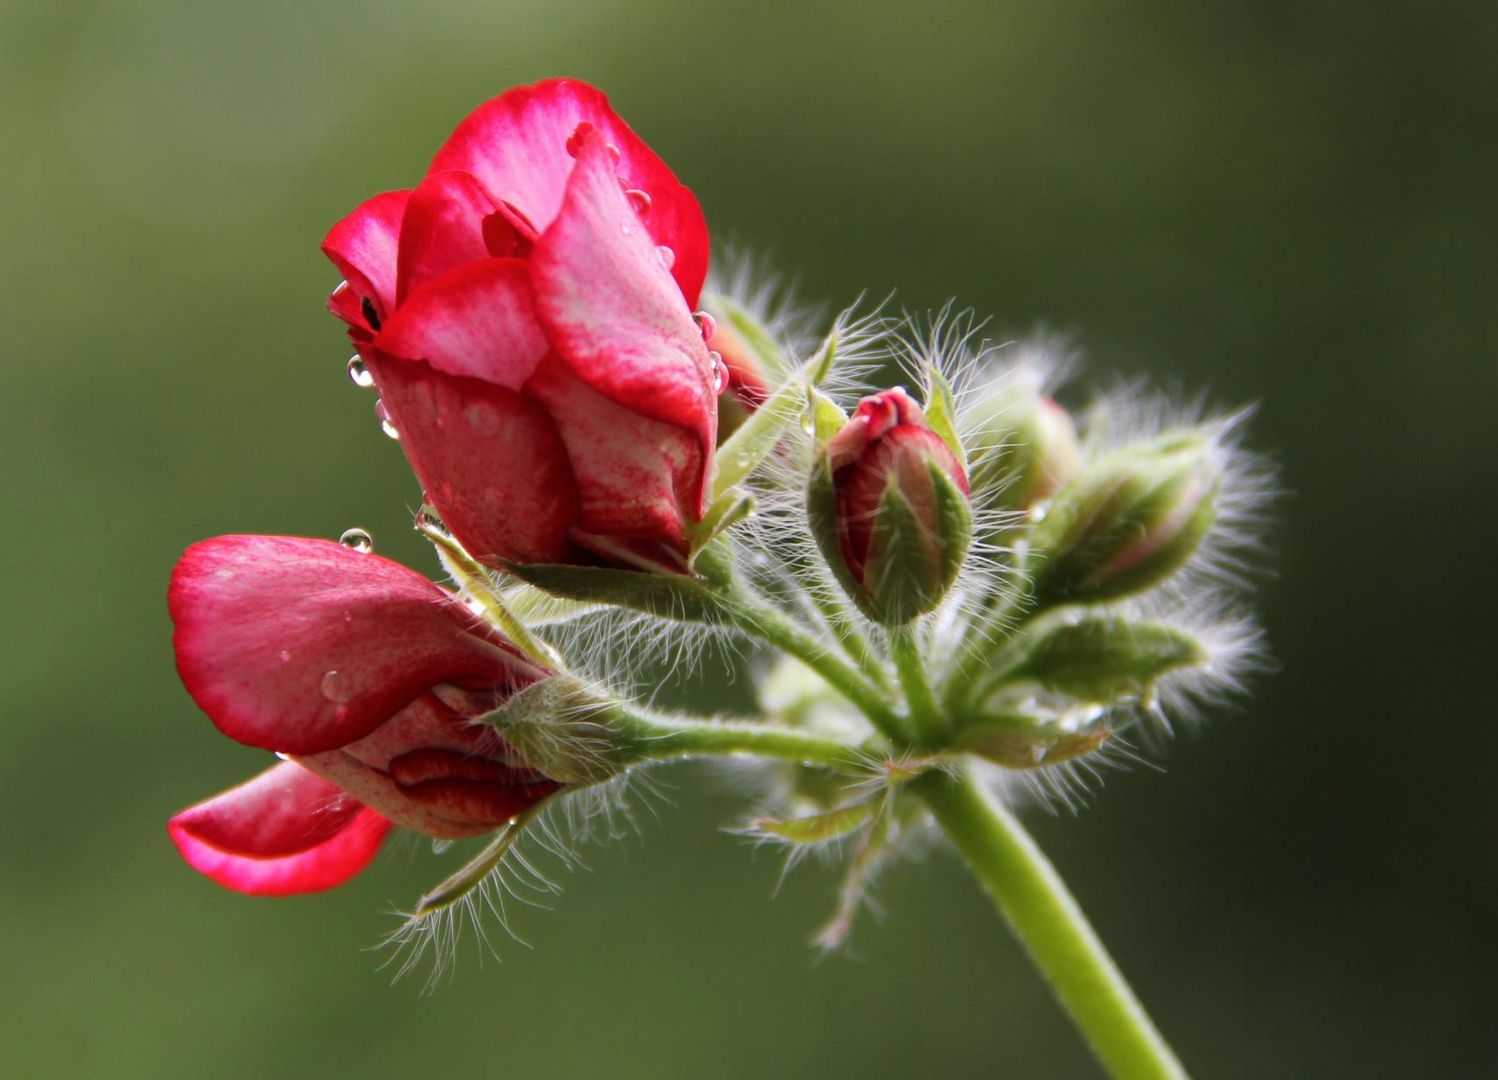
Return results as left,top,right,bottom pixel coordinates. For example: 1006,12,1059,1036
323,79,716,572
810,389,973,624
167,535,563,895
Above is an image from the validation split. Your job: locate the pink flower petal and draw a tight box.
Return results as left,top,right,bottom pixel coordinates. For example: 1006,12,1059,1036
375,257,549,389
170,535,534,754
529,129,715,513
296,694,561,840
364,354,579,565
428,77,708,305
395,170,503,304
525,355,700,547
168,761,392,896
322,189,411,331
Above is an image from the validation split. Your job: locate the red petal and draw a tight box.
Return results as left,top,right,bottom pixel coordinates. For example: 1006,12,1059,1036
169,535,534,754
168,762,392,896
395,170,502,304
375,258,548,389
364,354,579,565
322,190,411,329
530,130,715,502
428,78,708,305
525,355,700,546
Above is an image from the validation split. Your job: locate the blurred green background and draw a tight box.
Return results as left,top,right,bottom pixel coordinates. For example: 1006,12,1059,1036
3,1,1494,1076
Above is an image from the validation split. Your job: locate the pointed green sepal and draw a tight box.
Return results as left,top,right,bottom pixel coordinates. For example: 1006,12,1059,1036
955,712,1111,770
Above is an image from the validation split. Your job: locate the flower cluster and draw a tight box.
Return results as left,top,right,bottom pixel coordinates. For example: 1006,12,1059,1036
168,80,1268,977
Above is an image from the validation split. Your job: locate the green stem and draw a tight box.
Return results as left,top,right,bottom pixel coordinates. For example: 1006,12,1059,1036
716,585,909,744
888,624,945,744
914,766,1186,1080
809,585,894,693
613,709,874,773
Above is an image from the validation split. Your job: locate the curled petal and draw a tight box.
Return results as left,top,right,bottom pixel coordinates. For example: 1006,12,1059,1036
168,761,392,896
395,170,503,303
526,356,700,548
530,129,715,513
375,258,548,389
170,535,535,755
322,189,411,330
365,354,579,565
428,77,708,304
296,694,561,840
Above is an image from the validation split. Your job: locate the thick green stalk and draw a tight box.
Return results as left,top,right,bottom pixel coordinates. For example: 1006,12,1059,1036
914,767,1187,1080
613,709,873,773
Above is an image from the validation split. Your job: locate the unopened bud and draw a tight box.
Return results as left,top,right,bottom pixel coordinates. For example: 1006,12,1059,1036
1007,616,1203,702
968,382,1081,509
1028,434,1219,606
808,389,973,624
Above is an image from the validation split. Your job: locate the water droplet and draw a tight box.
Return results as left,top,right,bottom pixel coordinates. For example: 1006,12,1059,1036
624,188,651,215
375,399,399,440
604,143,621,163
339,527,373,553
800,411,816,436
346,355,374,388
431,838,453,855
709,350,729,392
320,670,354,702
274,751,291,761
655,245,675,270
693,310,717,341
332,280,350,297
278,649,292,663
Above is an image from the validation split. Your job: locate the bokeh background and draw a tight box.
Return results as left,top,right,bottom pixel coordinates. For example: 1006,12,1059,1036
4,1,1494,1076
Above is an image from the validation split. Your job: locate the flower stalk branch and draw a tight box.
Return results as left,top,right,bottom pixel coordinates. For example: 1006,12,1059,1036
914,766,1187,1079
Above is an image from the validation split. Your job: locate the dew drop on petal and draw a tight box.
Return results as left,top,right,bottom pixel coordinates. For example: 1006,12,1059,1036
346,355,374,388
278,649,292,663
274,751,291,761
332,280,350,298
709,351,728,393
375,399,399,440
320,670,354,703
624,188,651,215
339,527,374,553
655,245,675,270
604,143,621,163
693,310,717,341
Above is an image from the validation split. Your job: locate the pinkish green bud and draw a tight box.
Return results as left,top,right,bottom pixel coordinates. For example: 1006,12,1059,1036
968,382,1081,510
1028,434,1219,606
808,388,973,625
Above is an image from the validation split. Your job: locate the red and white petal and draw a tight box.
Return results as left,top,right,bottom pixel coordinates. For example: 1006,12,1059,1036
375,258,548,389
530,130,715,496
322,189,411,330
395,170,503,303
525,355,700,547
365,354,579,566
167,761,392,896
427,77,708,304
169,535,532,755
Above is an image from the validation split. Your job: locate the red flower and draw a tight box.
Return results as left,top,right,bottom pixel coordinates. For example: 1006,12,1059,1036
815,388,973,623
167,535,562,895
324,79,717,572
